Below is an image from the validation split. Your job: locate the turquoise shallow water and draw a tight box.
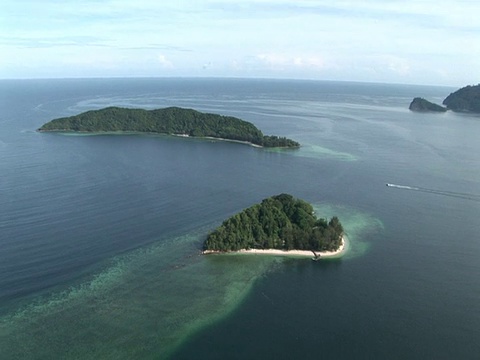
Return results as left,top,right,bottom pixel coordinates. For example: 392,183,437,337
312,203,383,259
0,208,376,359
1,78,479,359
0,229,277,358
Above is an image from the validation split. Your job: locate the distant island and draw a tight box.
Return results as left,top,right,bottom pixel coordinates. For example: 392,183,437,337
443,84,480,113
203,194,345,258
38,107,300,148
409,97,447,112
410,84,480,113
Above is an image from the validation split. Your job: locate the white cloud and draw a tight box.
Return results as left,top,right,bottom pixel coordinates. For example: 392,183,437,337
382,55,411,76
157,54,173,68
1,0,480,84
257,53,326,70
257,54,289,68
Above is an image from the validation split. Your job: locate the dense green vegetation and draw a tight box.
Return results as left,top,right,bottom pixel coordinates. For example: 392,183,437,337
38,106,300,148
204,194,343,252
443,84,480,113
409,97,447,112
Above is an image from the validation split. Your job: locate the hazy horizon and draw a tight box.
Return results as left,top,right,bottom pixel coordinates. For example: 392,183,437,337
2,1,479,87
0,75,462,89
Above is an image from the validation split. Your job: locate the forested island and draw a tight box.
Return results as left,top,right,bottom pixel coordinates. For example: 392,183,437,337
443,84,480,112
203,194,344,254
409,97,447,112
410,84,480,113
38,107,300,148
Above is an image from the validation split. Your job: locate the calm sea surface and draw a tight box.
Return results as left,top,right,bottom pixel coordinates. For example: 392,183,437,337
0,78,479,359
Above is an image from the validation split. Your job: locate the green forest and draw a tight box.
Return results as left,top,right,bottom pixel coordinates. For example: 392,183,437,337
38,106,300,148
409,97,447,112
443,84,480,113
204,194,343,252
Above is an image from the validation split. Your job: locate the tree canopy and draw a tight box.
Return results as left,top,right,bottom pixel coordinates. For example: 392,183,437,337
38,106,300,148
204,194,343,252
443,84,480,113
409,97,447,112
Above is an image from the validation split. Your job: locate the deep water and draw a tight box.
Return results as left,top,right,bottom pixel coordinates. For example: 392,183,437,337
0,78,479,359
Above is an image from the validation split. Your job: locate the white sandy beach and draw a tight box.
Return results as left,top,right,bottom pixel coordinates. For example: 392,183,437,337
203,136,263,148
203,235,347,259
172,134,264,147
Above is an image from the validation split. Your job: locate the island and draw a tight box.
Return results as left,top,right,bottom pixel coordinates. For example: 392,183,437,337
409,97,447,112
410,84,480,114
38,106,300,148
203,194,345,258
443,84,480,113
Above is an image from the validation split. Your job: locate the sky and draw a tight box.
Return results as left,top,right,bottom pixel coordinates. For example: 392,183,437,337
1,0,479,86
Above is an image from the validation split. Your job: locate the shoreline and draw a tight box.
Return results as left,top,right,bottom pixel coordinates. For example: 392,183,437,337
38,130,265,147
38,130,300,149
203,235,348,259
202,136,263,148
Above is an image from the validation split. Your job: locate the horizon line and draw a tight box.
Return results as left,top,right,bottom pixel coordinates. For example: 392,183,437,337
0,75,458,88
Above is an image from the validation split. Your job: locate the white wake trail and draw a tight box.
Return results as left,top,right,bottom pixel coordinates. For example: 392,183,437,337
386,183,480,202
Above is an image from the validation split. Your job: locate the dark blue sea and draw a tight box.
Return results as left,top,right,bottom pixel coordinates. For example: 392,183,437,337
0,78,479,359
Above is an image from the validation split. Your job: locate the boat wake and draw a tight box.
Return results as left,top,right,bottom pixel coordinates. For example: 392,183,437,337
386,183,418,190
386,183,480,202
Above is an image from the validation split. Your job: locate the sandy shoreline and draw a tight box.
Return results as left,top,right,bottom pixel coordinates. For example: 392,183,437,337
203,235,347,259
41,130,265,148
39,131,298,150
202,136,263,148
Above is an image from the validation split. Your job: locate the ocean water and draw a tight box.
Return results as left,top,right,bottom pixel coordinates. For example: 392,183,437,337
0,78,479,359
